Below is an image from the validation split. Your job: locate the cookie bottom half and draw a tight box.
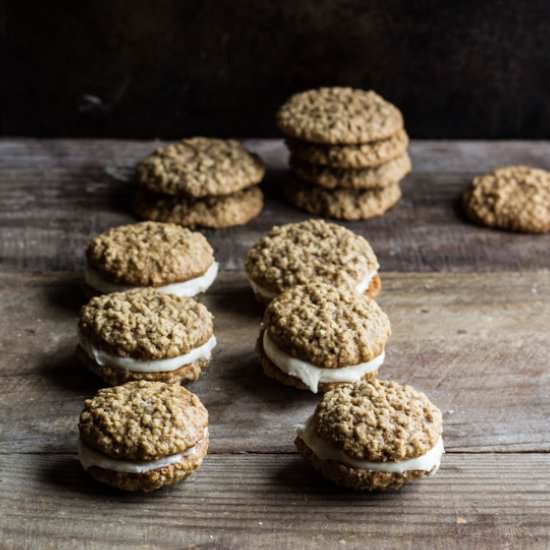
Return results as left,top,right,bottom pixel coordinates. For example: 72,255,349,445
77,346,209,386
256,335,378,393
295,436,429,491
86,434,209,492
134,186,263,229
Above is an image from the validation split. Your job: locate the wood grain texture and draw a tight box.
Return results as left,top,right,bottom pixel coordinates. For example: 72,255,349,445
1,139,550,273
1,271,549,455
1,452,549,550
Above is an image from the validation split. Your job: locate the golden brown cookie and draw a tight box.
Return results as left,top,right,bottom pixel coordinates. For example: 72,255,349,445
256,282,391,393
134,186,263,229
286,180,401,220
135,138,265,197
463,165,550,233
277,88,403,144
78,381,209,492
295,379,444,490
290,153,411,189
85,222,218,296
78,288,216,385
245,219,380,301
287,129,409,169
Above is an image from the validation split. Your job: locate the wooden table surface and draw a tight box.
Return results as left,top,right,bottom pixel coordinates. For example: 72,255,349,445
1,139,549,549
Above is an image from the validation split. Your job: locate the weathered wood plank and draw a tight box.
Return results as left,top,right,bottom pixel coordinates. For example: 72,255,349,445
1,271,549,454
1,139,550,273
0,452,549,550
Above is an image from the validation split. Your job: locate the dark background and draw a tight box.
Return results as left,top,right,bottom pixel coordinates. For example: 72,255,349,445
2,0,550,139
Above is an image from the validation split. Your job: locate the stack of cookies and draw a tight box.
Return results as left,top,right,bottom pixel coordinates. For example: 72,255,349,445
134,137,265,229
277,87,411,220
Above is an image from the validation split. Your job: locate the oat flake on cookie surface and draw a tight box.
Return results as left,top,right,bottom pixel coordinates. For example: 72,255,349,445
277,88,403,144
314,379,442,462
263,282,391,369
463,165,550,233
135,137,265,197
86,222,214,287
79,288,213,360
79,381,208,460
246,219,379,295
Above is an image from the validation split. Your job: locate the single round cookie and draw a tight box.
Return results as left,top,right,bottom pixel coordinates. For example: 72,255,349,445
463,165,550,233
290,153,411,190
85,222,218,296
257,282,391,393
287,129,409,168
277,88,403,144
286,180,401,220
78,381,209,492
78,288,216,386
295,379,444,490
245,219,381,304
135,138,265,198
134,186,263,229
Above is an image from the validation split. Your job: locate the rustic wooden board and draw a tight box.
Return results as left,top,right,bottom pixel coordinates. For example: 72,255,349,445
1,139,550,273
1,271,549,455
1,452,549,550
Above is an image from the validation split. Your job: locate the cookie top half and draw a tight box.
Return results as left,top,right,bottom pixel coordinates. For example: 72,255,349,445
246,219,379,295
463,165,550,233
135,138,265,197
79,381,208,460
86,222,214,286
313,379,442,461
263,283,390,368
79,289,213,360
277,88,403,144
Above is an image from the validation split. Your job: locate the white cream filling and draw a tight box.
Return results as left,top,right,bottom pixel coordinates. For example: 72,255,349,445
247,270,377,301
79,334,217,373
78,429,208,474
263,331,385,393
297,416,444,474
84,261,219,297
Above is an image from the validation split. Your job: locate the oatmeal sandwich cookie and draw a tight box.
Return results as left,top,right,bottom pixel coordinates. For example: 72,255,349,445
277,88,403,144
78,288,216,386
85,222,218,297
257,282,391,393
463,165,550,233
135,137,265,198
245,219,381,304
134,186,264,229
295,379,444,491
79,381,209,492
286,179,401,220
